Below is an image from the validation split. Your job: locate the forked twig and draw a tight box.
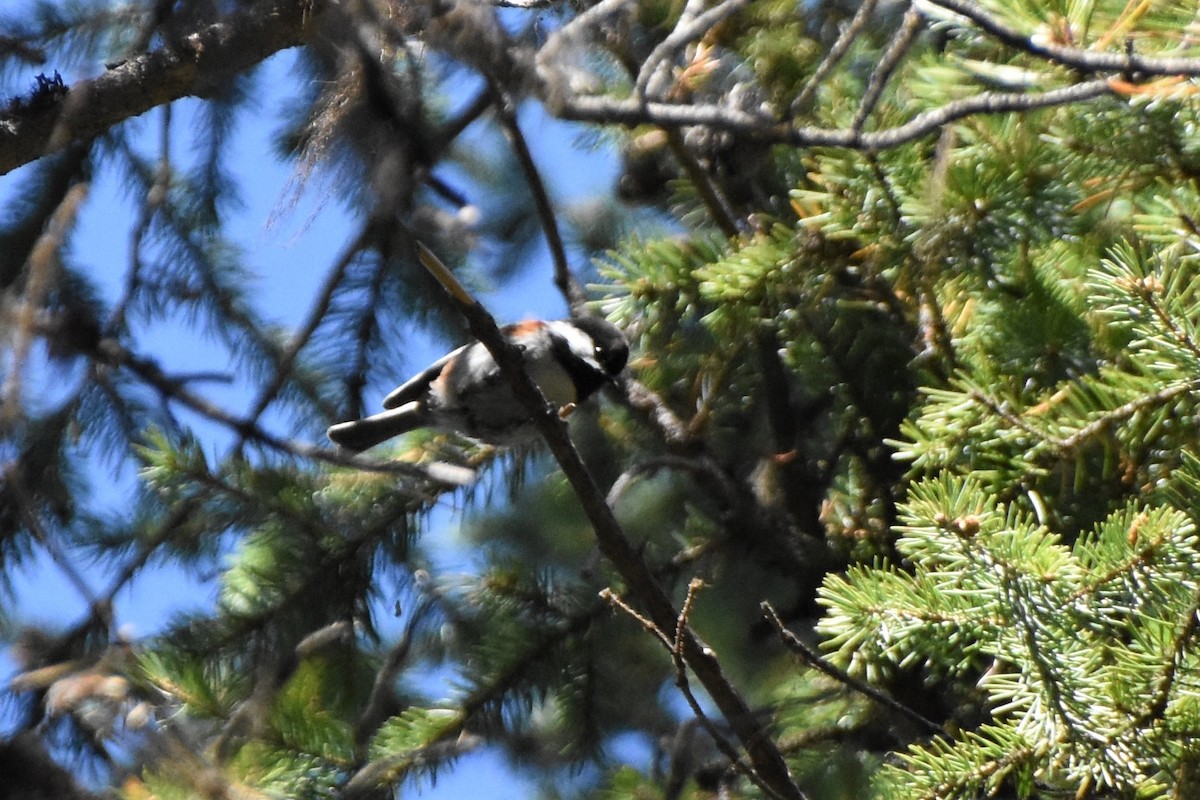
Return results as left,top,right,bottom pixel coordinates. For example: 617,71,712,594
602,582,788,800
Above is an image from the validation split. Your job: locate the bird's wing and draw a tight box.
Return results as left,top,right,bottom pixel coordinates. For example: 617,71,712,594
381,344,468,409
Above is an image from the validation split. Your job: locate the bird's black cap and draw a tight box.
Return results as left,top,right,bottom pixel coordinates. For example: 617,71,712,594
572,316,629,376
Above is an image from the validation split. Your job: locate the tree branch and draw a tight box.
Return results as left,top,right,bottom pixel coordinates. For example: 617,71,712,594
853,5,923,131
84,334,473,485
761,602,946,738
556,79,1116,151
794,0,879,113
489,85,587,312
0,0,326,176
634,0,754,101
924,0,1200,78
237,224,371,454
414,242,807,800
603,582,787,800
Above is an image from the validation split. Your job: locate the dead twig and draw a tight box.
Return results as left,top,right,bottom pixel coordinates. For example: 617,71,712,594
761,601,945,737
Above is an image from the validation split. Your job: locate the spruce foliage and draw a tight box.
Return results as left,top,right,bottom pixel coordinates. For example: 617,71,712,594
4,0,1200,798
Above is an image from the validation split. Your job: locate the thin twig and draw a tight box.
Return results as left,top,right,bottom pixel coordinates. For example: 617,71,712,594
489,85,587,312
602,584,787,800
439,87,492,143
237,225,372,452
635,0,753,101
7,466,109,629
3,182,88,422
345,256,389,421
354,599,436,747
853,6,923,132
761,602,946,737
673,577,705,656
109,104,171,336
794,0,879,113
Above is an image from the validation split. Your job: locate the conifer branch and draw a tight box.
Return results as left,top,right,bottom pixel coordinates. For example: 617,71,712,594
212,620,355,761
556,79,1116,151
2,180,87,420
1139,593,1200,725
997,562,1095,745
108,107,170,337
924,0,1200,78
343,594,598,797
354,599,436,747
415,242,808,800
88,335,471,484
968,380,1197,454
238,225,371,451
7,465,109,628
0,0,326,175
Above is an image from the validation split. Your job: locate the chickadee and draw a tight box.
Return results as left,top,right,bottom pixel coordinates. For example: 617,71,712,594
327,317,628,451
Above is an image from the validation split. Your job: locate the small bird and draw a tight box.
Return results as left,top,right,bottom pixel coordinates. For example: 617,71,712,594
327,317,628,451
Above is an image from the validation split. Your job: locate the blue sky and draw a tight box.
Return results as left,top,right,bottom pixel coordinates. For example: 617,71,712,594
2,43,632,794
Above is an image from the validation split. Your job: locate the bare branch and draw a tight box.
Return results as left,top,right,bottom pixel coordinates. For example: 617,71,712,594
761,602,946,738
414,243,808,800
556,78,1115,151
603,582,788,800
794,0,880,112
853,5,923,131
489,85,587,312
923,0,1200,77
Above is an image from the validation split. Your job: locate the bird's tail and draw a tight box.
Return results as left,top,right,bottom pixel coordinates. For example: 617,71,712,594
327,403,426,452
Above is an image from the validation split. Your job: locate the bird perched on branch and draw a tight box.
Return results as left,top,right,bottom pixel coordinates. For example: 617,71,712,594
327,317,628,451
